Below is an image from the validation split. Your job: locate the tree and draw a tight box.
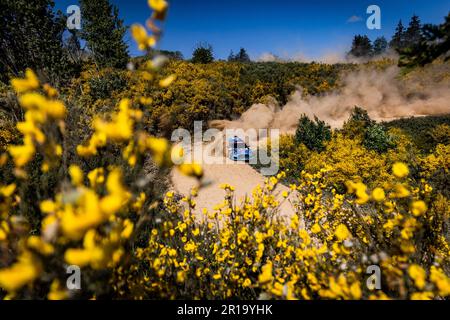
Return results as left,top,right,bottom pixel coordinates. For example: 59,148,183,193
191,43,214,64
0,0,71,83
373,36,388,55
228,50,236,62
80,0,129,68
405,15,423,48
342,106,375,139
399,12,450,68
389,20,406,50
349,35,373,57
295,115,331,152
65,30,85,66
228,48,251,62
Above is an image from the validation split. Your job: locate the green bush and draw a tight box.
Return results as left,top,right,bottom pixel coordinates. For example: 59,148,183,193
363,123,395,153
88,71,128,100
342,106,375,139
295,115,331,152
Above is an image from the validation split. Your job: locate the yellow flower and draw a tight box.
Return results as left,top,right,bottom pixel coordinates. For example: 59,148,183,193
0,252,42,292
410,292,433,300
40,200,57,213
121,219,134,239
159,74,176,88
47,280,68,300
335,224,351,241
430,266,450,296
131,24,156,50
411,200,427,217
148,0,168,13
392,162,409,178
178,163,203,179
372,187,385,202
11,69,40,94
0,183,16,197
242,278,251,288
176,271,186,283
258,262,273,284
350,282,362,299
64,248,103,267
392,184,410,198
27,236,54,256
146,137,171,166
311,223,321,234
8,136,36,167
87,168,105,188
408,264,426,290
43,83,58,98
69,165,84,186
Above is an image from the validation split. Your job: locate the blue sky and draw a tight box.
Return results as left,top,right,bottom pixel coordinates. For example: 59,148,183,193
55,0,449,60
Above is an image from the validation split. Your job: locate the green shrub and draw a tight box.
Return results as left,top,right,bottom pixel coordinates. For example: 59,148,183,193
363,123,395,153
342,106,375,139
88,71,127,100
295,115,331,152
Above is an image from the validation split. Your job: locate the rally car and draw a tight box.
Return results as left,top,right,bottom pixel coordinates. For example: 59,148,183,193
228,136,254,162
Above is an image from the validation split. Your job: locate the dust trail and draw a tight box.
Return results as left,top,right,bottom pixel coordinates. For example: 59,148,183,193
210,63,450,132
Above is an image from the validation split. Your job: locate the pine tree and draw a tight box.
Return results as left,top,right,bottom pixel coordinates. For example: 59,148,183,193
65,30,84,67
405,15,423,48
235,48,251,62
227,50,236,62
80,0,129,69
399,12,450,68
349,35,373,57
0,0,71,83
373,36,388,55
389,20,406,50
228,48,250,62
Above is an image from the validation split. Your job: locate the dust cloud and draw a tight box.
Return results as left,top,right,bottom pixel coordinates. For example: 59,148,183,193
210,63,450,132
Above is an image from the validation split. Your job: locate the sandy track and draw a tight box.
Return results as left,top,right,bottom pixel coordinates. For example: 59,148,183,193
170,156,296,220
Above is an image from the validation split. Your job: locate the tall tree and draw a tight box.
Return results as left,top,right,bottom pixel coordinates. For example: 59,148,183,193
228,48,251,62
405,15,423,48
191,43,214,64
0,0,71,83
373,36,388,55
349,35,373,57
80,0,129,68
227,50,236,62
389,20,406,50
399,12,450,68
236,48,251,62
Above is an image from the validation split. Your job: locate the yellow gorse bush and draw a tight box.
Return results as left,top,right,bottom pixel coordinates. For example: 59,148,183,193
0,0,449,300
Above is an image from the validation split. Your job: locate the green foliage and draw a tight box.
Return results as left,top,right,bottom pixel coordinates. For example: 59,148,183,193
363,123,395,153
0,0,73,84
88,70,128,100
349,35,373,57
342,106,375,139
373,37,388,56
399,12,450,68
429,124,450,146
390,20,406,50
80,0,129,68
295,115,331,152
404,15,423,48
191,43,214,64
228,48,251,62
384,114,450,152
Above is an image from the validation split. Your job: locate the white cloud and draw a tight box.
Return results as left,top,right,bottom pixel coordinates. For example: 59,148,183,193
347,15,363,23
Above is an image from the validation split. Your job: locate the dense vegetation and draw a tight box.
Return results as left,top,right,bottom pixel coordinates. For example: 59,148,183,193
0,0,449,300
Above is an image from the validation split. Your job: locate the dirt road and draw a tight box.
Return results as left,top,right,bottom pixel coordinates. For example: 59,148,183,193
170,153,296,220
